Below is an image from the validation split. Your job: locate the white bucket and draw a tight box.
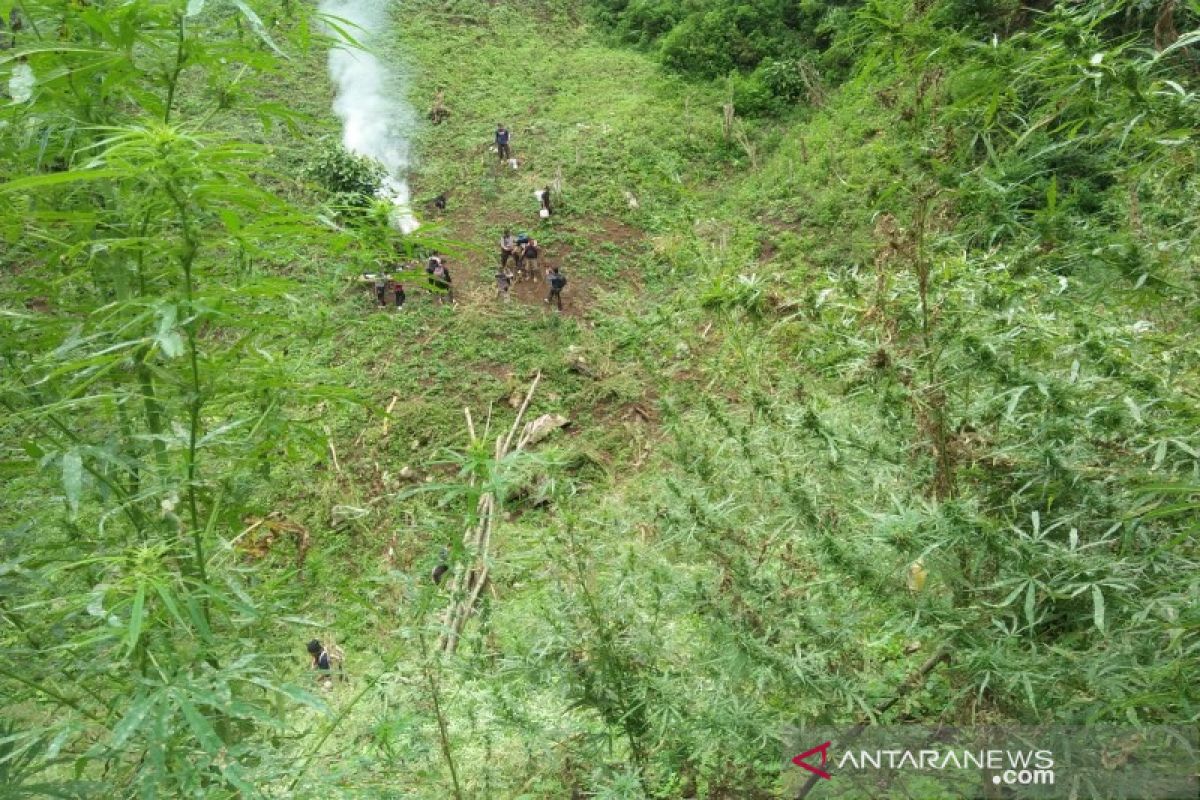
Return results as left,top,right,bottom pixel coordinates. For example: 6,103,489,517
539,208,550,219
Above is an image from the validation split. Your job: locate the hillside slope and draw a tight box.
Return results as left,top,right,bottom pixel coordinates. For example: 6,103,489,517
1,0,1196,797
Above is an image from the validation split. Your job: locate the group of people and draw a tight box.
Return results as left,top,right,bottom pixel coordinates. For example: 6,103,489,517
370,253,454,310
495,229,568,309
367,122,568,312
494,123,567,308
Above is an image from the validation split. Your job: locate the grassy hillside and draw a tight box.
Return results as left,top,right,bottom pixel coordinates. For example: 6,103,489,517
1,0,1197,797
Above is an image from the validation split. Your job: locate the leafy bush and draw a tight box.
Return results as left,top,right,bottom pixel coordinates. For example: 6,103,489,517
757,56,820,104
728,70,777,117
302,141,385,203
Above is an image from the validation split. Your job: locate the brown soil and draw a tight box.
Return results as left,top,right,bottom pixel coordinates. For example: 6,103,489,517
406,180,644,318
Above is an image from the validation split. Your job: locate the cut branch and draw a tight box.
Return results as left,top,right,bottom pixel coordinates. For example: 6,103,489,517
438,372,542,654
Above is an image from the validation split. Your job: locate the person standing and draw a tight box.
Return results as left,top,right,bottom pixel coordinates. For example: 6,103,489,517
431,260,452,305
495,124,511,162
499,230,517,270
391,277,406,310
496,268,512,301
539,185,553,217
520,239,540,281
373,273,388,308
545,265,567,311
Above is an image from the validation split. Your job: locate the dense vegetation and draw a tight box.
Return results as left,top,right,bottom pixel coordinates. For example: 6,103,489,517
1,0,1197,797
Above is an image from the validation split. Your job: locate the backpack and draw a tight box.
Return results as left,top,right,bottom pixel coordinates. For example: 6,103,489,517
550,272,567,289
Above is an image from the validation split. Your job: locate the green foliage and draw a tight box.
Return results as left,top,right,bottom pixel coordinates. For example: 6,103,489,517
302,141,386,208
699,270,768,316
0,0,420,793
4,0,1199,796
593,0,857,110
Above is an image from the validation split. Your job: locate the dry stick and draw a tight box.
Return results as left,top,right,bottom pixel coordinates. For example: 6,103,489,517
323,426,342,475
443,482,495,653
441,497,487,654
225,517,268,550
440,407,480,626
439,373,542,654
795,646,952,800
381,394,399,437
457,443,502,624
502,371,542,455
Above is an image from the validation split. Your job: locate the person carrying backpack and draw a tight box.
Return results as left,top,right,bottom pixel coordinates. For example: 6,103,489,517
495,124,511,162
545,265,567,311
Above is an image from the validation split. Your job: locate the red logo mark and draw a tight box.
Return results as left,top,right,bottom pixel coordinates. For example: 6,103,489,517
792,741,833,780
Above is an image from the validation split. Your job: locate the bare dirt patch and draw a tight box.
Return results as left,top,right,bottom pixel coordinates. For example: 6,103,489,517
406,182,643,319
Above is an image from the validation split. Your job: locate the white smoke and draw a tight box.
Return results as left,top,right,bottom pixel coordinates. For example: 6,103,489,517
319,0,419,233
8,62,34,104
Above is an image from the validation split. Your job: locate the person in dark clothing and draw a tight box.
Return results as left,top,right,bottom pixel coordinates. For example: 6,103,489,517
392,278,406,310
307,639,335,688
495,124,511,162
545,265,567,311
539,185,553,217
373,273,388,307
433,193,447,213
307,639,331,671
496,268,513,300
432,547,450,584
519,239,540,281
